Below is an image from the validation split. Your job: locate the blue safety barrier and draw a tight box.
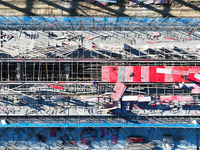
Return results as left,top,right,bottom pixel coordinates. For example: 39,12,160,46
0,122,200,128
0,16,199,30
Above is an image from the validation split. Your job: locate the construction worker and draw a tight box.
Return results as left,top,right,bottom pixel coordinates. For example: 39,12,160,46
179,82,185,89
92,80,96,85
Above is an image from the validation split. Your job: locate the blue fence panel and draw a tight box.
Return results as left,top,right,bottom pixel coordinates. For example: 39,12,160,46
69,17,81,27
81,17,94,26
104,17,118,27
142,17,156,26
1,122,200,128
152,18,162,26
5,16,20,22
0,16,199,30
161,18,178,26
43,17,57,22
93,17,104,27
186,18,200,26
181,18,191,23
31,16,47,26
141,17,153,24
0,16,8,22
60,17,71,27
117,17,130,27
31,16,45,22
18,16,32,22
55,17,65,23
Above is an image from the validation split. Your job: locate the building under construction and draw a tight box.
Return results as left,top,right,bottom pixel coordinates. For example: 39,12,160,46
0,16,199,124
0,10,200,149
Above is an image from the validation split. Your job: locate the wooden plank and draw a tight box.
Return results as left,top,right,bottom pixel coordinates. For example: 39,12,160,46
160,96,194,102
122,96,138,101
111,81,126,101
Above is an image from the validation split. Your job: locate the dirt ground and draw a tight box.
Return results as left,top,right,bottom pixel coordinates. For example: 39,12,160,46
0,0,199,17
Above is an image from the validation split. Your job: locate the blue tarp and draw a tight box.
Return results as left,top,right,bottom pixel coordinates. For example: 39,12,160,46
1,122,200,128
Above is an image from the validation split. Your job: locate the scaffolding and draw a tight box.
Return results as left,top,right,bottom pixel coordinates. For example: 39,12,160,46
0,61,200,82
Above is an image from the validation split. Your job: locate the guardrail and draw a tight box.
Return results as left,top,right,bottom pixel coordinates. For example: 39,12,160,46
0,16,199,30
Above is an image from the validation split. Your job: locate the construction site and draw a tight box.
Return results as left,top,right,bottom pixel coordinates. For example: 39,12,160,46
0,0,199,149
